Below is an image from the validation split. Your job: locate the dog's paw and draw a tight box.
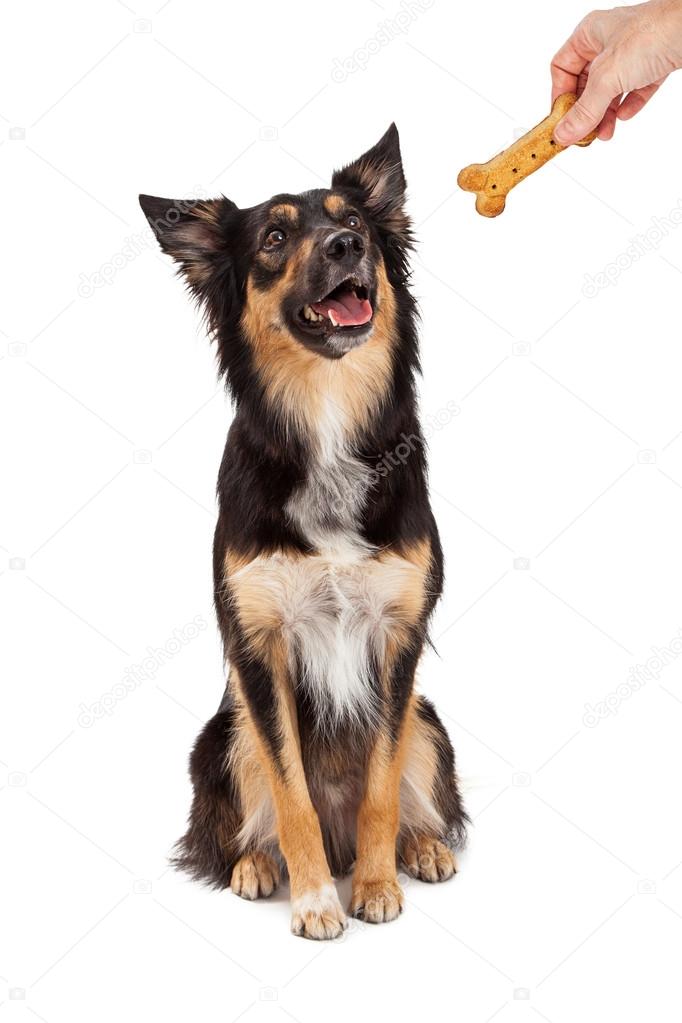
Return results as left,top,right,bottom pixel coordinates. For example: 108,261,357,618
231,851,280,900
351,877,404,924
400,835,457,883
291,884,347,941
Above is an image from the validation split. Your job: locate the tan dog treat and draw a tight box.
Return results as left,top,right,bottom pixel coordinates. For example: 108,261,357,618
457,93,597,217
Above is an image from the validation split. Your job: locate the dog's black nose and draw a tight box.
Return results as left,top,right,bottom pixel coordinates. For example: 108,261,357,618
325,231,364,264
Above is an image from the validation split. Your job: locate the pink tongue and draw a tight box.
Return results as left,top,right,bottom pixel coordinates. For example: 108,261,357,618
312,290,372,326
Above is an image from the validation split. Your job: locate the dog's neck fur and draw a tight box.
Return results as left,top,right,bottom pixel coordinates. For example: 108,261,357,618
284,389,376,560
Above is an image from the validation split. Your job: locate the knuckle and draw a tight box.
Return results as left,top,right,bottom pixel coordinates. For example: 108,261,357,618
570,96,601,127
596,63,623,94
573,103,595,124
580,9,600,32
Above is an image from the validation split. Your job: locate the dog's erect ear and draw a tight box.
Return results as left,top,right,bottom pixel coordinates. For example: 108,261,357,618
139,194,237,289
331,124,410,247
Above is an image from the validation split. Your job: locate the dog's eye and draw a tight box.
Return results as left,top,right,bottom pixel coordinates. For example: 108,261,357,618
264,228,286,249
346,214,361,229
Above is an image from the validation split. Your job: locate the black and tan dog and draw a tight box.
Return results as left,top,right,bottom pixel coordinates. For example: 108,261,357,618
140,125,467,940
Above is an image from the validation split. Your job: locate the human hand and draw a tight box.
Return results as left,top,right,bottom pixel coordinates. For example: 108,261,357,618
551,0,682,144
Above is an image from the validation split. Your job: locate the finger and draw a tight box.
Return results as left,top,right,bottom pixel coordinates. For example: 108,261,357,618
597,92,623,141
616,81,663,120
597,108,617,141
551,41,588,101
553,59,620,145
551,18,602,101
551,57,583,101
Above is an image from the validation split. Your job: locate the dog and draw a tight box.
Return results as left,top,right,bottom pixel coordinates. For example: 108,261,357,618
139,124,467,940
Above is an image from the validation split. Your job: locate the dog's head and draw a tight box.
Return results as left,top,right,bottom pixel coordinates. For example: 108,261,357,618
140,124,413,380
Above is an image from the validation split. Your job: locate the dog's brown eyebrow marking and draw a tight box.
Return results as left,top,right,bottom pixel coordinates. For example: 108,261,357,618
323,194,346,218
268,203,300,225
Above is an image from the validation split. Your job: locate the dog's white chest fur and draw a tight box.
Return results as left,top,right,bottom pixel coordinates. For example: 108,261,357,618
234,549,417,724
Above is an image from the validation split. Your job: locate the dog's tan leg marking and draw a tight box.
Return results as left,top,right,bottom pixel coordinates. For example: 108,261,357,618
351,716,414,923
273,717,346,937
400,835,457,883
268,684,347,939
231,851,280,900
231,651,347,941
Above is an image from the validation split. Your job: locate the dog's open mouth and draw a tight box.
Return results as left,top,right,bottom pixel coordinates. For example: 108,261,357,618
297,276,373,332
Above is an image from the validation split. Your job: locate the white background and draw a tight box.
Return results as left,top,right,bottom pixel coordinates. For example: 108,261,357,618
3,0,682,1019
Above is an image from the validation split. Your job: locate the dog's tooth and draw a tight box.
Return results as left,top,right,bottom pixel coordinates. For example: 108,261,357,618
303,304,313,320
329,311,338,327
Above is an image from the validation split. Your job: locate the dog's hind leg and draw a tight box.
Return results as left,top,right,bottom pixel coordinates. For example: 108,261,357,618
225,701,281,900
173,688,283,896
172,703,243,889
398,694,468,882
230,850,280,900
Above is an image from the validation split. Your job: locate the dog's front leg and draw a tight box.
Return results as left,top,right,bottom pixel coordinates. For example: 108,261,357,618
233,655,347,941
351,645,420,924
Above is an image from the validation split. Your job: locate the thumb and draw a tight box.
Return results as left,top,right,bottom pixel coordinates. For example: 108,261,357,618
554,67,618,145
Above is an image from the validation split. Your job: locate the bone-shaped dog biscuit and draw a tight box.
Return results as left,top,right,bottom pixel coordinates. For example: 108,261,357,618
458,93,597,217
